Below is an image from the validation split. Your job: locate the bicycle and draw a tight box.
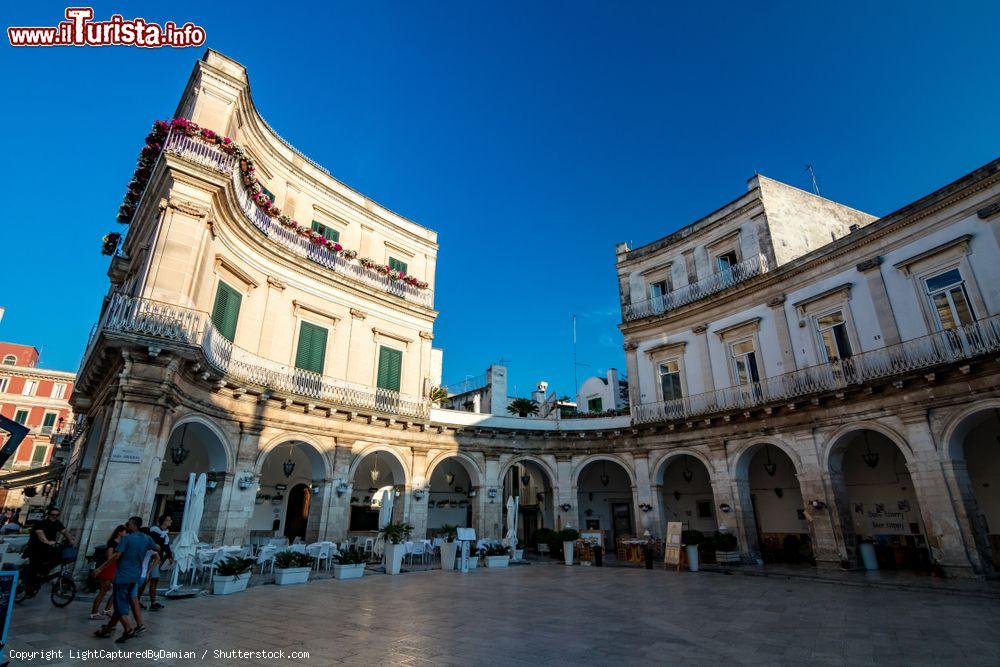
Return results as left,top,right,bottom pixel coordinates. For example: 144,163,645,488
14,545,77,608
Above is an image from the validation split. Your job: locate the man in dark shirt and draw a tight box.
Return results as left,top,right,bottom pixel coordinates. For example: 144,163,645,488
25,507,75,593
94,516,158,643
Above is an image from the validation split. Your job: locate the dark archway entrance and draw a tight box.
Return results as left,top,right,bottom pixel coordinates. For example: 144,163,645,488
284,483,311,541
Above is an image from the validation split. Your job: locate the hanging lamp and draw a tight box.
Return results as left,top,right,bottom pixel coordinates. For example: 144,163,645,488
682,456,694,483
282,442,295,478
370,452,381,485
861,432,880,469
599,460,610,487
763,445,777,477
171,424,190,466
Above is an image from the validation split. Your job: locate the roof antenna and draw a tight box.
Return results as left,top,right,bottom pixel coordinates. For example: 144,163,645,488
805,165,821,196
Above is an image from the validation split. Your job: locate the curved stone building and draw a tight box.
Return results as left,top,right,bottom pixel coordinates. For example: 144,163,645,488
63,50,1000,579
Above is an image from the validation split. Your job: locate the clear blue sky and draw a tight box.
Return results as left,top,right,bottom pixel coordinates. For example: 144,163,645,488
1,2,997,399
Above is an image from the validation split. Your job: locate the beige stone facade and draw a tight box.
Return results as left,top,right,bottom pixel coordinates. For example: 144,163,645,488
62,50,1000,580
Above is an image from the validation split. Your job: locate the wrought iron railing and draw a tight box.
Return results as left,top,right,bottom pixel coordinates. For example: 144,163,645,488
94,293,429,419
162,130,434,308
633,314,1000,424
623,254,768,322
444,373,488,396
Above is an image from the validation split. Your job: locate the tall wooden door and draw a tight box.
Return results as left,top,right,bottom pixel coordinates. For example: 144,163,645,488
284,484,311,541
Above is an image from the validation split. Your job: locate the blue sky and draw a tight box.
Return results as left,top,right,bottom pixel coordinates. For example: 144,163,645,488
1,2,998,399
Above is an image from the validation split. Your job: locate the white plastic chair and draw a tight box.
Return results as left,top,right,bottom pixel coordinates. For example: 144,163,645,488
407,541,428,565
197,549,230,584
307,544,332,571
256,545,277,574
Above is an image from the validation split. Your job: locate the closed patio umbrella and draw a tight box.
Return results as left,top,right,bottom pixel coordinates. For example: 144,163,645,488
167,472,206,595
375,487,393,557
504,495,519,554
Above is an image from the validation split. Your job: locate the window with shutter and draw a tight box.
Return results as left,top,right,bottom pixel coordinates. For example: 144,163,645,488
41,412,58,434
311,221,340,243
376,346,403,392
294,321,328,374
587,397,603,413
388,257,408,274
211,281,242,342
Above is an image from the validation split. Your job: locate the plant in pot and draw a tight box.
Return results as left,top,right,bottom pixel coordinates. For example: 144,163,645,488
466,545,480,570
482,543,511,568
212,556,255,595
273,551,315,585
533,528,555,556
713,531,740,564
381,521,413,575
560,528,580,566
681,530,704,572
332,548,367,580
438,524,459,571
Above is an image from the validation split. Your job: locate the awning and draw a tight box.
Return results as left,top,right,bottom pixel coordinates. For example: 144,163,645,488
0,464,65,489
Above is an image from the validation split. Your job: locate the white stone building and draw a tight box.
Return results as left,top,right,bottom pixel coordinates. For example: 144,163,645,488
576,368,628,414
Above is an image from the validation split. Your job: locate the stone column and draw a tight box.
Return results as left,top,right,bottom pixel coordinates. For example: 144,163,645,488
856,257,901,346
706,448,743,555
324,443,355,542
217,423,264,547
901,413,978,576
692,325,715,394
481,457,504,539
631,455,659,537
767,295,797,373
650,484,666,537
796,469,846,569
623,342,640,409
555,456,577,531
940,459,993,574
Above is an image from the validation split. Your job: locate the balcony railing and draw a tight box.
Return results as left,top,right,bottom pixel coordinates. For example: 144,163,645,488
623,254,768,322
634,314,1000,424
163,130,434,309
95,293,429,419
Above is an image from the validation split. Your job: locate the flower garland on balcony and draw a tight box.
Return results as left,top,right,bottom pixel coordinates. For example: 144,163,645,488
110,117,430,291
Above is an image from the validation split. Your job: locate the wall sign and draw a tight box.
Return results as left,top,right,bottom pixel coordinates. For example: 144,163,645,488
664,521,683,566
109,445,143,464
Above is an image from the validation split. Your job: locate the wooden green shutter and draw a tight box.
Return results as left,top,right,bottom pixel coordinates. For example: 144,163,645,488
211,282,242,342
376,346,402,391
587,397,603,413
311,221,340,243
295,322,328,374
388,257,408,274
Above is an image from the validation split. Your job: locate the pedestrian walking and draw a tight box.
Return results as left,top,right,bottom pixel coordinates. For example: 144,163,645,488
90,525,125,620
93,516,158,643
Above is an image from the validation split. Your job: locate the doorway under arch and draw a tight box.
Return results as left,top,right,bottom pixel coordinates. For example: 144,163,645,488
947,408,1000,572
255,440,326,542
737,444,813,564
349,450,407,532
576,458,635,545
502,458,555,548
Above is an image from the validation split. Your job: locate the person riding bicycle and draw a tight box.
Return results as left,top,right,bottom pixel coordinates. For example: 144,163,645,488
24,507,75,594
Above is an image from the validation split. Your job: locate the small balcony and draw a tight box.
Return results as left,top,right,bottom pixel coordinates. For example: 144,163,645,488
633,314,1000,424
623,253,768,322
86,293,429,419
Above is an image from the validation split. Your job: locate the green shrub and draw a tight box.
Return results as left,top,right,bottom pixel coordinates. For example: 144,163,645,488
481,544,510,557
559,528,580,542
381,521,414,545
215,556,254,577
333,548,366,565
437,524,458,543
532,528,556,545
713,532,738,550
274,551,314,569
681,529,705,546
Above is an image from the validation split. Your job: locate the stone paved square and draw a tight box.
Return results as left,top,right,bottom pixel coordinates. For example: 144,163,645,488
8,564,1000,666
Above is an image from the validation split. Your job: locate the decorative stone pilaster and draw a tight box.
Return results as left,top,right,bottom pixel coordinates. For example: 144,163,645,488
324,445,355,542
692,324,715,393
796,469,845,568
940,459,994,574
766,295,797,373
407,450,430,539
216,423,264,547
555,456,577,531
631,455,659,537
856,256,901,345
623,342,640,409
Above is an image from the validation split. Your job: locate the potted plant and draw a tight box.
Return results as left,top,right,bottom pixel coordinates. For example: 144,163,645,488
273,551,314,585
212,556,255,595
533,528,555,556
438,524,459,571
682,530,704,572
560,528,580,566
381,521,413,575
332,548,367,580
482,544,510,568
466,545,480,570
713,531,740,564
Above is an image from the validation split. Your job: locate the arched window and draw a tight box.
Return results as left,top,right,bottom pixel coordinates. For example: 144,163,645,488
1,355,16,366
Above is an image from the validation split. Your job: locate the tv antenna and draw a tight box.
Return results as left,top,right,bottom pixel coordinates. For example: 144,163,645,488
805,164,821,196
572,315,590,397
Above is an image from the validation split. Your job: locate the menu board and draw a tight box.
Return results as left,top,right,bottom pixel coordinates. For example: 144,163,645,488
664,522,683,566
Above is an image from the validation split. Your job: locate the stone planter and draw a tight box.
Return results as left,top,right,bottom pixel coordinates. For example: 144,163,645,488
274,566,311,586
715,550,741,565
513,549,524,561
563,541,575,566
440,541,459,571
467,555,478,570
484,555,509,568
332,563,365,580
212,572,250,595
385,543,406,575
686,545,700,572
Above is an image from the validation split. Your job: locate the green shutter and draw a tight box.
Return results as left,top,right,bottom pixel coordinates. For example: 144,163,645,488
42,413,57,428
14,410,28,425
376,346,402,391
211,282,242,342
588,397,603,413
31,446,48,464
295,322,328,374
388,257,408,274
311,221,339,243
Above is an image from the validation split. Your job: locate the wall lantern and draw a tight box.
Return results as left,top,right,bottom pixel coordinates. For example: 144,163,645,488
673,490,682,501
559,503,572,512
521,473,531,487
237,474,254,491
488,487,499,499
311,482,323,494
206,479,219,492
335,480,351,497
718,503,732,513
171,423,191,466
413,487,427,501
638,503,653,513
468,488,478,498
861,432,879,469
810,499,827,510
763,445,777,477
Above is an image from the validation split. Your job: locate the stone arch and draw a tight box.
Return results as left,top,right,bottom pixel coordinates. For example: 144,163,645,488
347,444,409,485
941,399,1000,462
424,451,484,488
572,453,636,488
731,436,804,481
254,433,331,480
498,454,557,488
822,420,915,474
652,448,716,486
168,414,234,472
